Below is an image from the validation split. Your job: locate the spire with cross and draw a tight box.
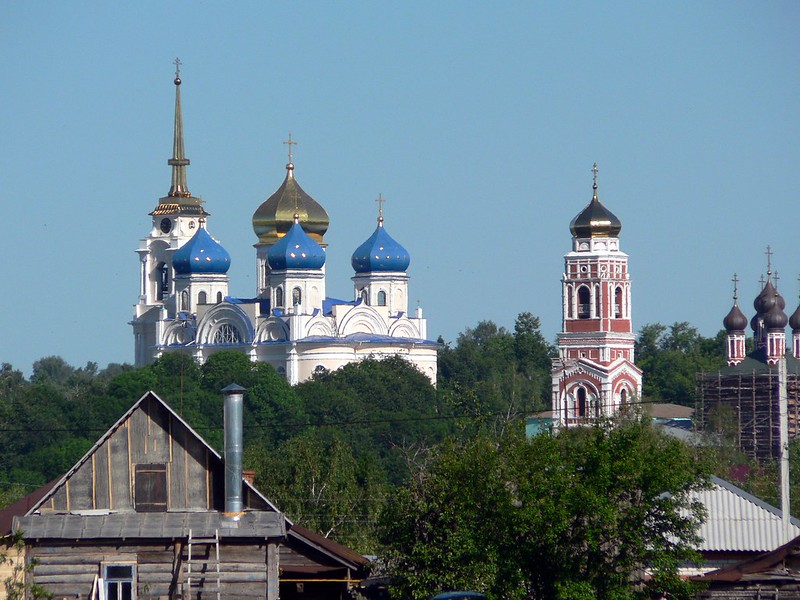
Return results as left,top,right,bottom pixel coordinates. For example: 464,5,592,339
284,133,298,165
375,193,385,225
732,273,739,303
766,245,773,276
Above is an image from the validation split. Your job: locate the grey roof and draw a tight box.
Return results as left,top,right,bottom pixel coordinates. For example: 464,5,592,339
13,510,285,540
690,476,800,552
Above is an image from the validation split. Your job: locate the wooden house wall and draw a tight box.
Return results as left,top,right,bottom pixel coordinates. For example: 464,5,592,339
42,397,222,513
0,539,25,600
28,540,277,599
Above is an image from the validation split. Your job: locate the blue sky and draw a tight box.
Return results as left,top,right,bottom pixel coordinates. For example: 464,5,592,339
1,2,798,373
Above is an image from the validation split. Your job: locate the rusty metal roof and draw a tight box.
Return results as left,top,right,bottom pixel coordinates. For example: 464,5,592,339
691,476,800,552
13,510,284,540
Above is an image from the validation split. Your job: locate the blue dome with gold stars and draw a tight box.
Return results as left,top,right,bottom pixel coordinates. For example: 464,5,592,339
351,217,410,273
267,216,326,270
173,226,231,275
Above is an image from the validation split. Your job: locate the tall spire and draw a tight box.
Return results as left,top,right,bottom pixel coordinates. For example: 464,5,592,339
168,58,191,198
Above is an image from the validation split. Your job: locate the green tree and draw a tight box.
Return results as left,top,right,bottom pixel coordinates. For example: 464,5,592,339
380,420,707,600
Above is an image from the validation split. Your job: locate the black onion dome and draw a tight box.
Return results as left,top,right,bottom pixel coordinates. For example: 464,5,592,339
790,304,800,332
723,303,748,332
764,301,788,330
569,184,622,238
754,280,779,315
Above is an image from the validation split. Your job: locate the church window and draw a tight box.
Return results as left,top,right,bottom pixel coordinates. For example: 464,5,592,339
577,286,590,319
180,290,189,311
567,287,573,318
361,289,369,305
157,262,169,301
577,387,587,417
594,285,600,317
377,290,387,306
276,287,284,307
198,291,207,305
614,286,623,318
216,291,223,304
292,287,302,306
620,388,628,406
213,324,242,344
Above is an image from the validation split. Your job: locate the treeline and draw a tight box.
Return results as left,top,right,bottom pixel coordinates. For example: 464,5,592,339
0,315,779,555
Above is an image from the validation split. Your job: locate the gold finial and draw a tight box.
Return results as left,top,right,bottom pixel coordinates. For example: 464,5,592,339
174,57,182,84
765,245,773,276
376,193,386,225
283,132,298,165
732,273,739,302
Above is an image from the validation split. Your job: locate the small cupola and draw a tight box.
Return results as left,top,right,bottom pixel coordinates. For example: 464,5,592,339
173,224,231,275
723,299,748,333
351,211,410,274
569,163,622,239
267,214,326,271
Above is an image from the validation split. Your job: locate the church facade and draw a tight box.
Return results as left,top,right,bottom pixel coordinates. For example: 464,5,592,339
551,166,643,426
131,72,437,384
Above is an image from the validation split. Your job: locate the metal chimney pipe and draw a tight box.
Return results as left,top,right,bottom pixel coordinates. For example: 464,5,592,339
222,383,246,515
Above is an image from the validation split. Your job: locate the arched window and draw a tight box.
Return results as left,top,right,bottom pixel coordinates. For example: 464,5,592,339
594,285,600,318
216,292,223,304
198,291,207,305
213,324,242,344
157,263,169,301
275,287,284,307
292,287,302,306
360,289,369,305
614,286,623,318
620,388,628,406
577,387,587,417
377,290,387,306
180,290,189,311
577,286,590,319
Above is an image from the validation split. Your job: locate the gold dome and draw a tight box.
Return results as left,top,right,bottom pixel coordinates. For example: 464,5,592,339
252,163,329,245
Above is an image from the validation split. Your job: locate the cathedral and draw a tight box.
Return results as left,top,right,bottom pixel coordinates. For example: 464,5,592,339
131,71,437,384
550,166,643,426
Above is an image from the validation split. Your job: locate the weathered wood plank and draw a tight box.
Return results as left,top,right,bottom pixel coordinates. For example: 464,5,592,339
68,459,94,511
94,443,110,509
109,424,132,510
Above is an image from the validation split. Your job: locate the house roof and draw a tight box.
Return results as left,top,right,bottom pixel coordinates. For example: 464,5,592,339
697,533,800,582
289,524,369,570
691,476,800,553
0,479,59,536
25,391,283,518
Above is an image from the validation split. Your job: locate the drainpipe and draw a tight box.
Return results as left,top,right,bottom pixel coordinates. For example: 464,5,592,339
222,383,246,516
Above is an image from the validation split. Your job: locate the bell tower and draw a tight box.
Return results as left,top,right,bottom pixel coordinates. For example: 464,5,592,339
551,164,642,426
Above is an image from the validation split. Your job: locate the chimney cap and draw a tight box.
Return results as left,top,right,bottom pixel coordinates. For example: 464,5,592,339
221,383,246,394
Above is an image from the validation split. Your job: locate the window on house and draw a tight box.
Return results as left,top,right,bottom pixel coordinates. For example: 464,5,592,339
377,290,387,306
104,563,135,600
577,287,590,319
134,463,167,512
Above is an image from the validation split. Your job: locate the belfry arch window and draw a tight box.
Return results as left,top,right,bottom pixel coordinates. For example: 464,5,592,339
157,262,169,301
275,287,284,307
614,286,623,318
567,287,573,318
216,291,223,304
377,290,387,306
292,287,302,306
213,324,242,344
577,387,587,417
577,286,590,319
180,290,189,311
360,289,369,305
198,291,207,305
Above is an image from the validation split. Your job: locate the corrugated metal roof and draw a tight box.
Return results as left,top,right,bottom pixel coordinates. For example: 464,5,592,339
13,510,285,540
691,476,800,552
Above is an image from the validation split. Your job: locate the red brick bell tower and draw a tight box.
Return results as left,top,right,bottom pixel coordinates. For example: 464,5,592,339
551,164,643,426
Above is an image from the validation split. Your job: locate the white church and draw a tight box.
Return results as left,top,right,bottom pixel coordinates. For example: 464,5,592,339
131,71,437,384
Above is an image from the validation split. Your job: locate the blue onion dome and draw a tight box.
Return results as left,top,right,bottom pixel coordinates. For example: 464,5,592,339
569,180,622,239
723,302,747,333
351,215,410,273
173,225,231,275
789,304,800,333
253,162,329,245
764,300,788,330
267,214,326,270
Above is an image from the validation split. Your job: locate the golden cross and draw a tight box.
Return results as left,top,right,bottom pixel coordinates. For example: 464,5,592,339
284,133,298,163
375,193,386,218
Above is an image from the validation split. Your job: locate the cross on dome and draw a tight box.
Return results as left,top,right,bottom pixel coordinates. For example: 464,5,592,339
283,133,298,164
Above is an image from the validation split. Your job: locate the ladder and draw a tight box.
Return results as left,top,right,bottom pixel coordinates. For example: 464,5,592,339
186,529,221,600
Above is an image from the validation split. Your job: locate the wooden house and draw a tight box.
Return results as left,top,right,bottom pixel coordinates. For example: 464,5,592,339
6,390,368,599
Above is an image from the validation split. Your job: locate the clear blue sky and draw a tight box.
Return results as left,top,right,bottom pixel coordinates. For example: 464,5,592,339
1,2,798,373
